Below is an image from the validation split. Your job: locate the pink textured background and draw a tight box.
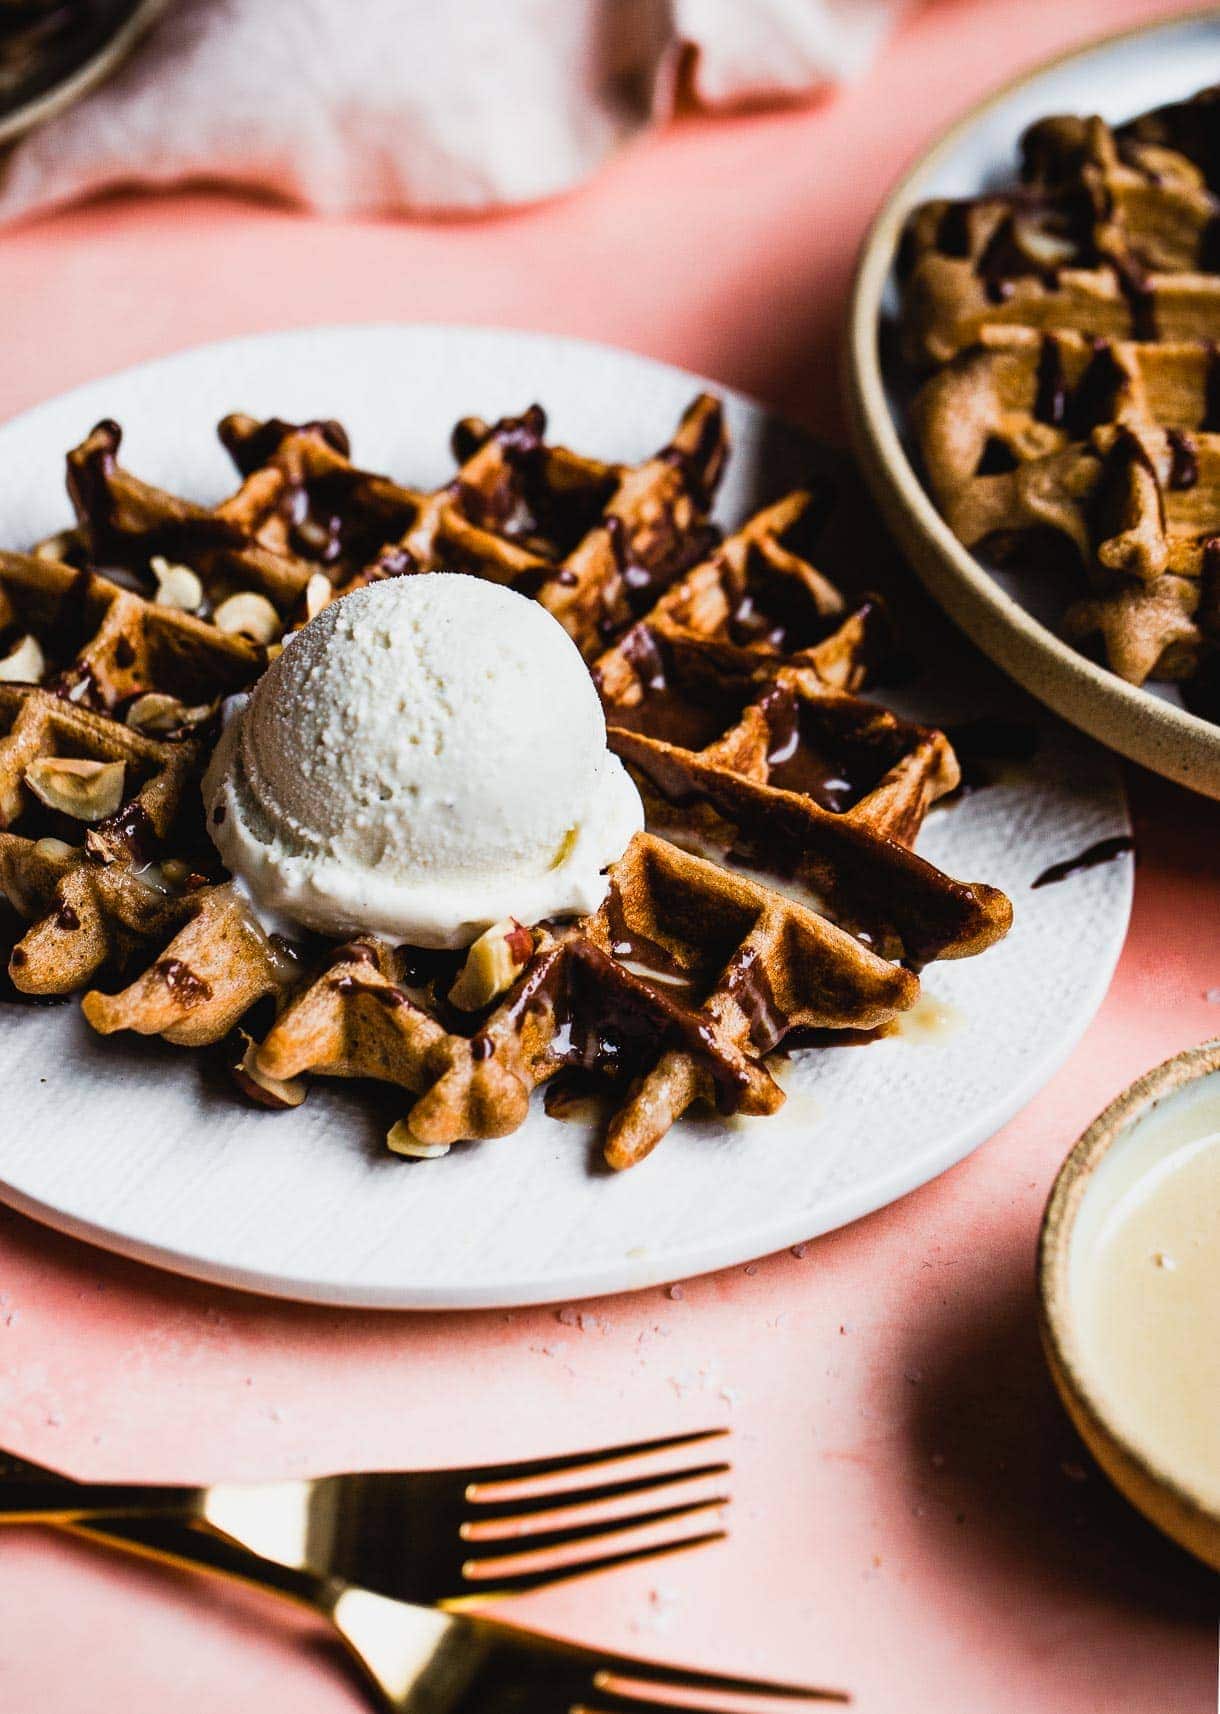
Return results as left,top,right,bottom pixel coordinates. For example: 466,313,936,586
1,2,1218,1709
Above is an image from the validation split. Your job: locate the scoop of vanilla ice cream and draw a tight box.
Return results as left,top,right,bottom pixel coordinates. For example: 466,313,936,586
203,574,643,947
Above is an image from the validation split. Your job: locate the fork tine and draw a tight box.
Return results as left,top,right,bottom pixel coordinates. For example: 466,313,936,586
588,1658,849,1702
467,1459,731,1522
463,1526,726,1598
464,1427,729,1488
464,1495,727,1564
577,1682,848,1712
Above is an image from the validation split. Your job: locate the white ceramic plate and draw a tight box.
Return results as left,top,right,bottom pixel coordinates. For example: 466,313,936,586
846,11,1220,799
0,325,1132,1307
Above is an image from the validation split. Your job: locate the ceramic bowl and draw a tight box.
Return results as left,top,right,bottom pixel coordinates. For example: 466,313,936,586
1038,1038,1220,1571
844,10,1220,799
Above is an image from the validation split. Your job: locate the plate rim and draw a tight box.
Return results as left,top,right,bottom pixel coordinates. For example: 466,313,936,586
0,320,1133,1309
843,6,1220,801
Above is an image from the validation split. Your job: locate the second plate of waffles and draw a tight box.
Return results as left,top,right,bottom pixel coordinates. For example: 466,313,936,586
848,11,1220,800
0,324,1129,1306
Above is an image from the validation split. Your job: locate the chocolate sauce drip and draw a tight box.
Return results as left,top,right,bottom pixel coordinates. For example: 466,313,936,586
1167,429,1199,491
603,884,693,988
603,515,659,610
1107,251,1158,341
330,971,409,1008
724,538,862,659
619,624,668,692
155,959,213,1006
658,403,727,510
613,731,985,970
1063,339,1125,438
1031,836,1134,890
721,944,788,1054
760,685,908,814
1033,335,1067,427
330,940,380,971
975,212,1062,304
562,938,749,1111
1088,426,1164,553
88,801,153,865
934,201,973,259
606,627,746,752
758,686,859,812
220,416,351,478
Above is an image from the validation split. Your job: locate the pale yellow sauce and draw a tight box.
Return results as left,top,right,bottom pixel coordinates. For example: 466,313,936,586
896,993,962,1043
1078,1132,1220,1509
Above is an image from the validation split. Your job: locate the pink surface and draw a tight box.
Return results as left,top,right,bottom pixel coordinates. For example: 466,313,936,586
1,2,1217,1709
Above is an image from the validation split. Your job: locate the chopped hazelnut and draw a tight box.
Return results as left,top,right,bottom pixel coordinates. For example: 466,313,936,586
150,556,205,613
0,634,45,684
448,918,533,1012
232,1032,306,1110
386,1120,450,1158
213,591,280,645
25,757,125,822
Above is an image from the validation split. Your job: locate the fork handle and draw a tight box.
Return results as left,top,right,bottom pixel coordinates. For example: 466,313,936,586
0,1479,206,1523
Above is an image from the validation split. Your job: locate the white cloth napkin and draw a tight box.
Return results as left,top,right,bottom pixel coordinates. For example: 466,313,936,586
0,0,903,222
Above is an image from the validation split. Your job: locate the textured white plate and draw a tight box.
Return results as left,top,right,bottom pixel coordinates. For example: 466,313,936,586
847,12,1220,798
0,325,1132,1307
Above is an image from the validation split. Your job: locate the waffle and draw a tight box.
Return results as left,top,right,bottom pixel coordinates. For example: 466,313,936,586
901,85,1220,713
1,397,1012,1169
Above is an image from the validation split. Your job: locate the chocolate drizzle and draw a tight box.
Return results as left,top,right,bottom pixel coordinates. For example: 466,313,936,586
154,959,213,1006
1064,339,1125,438
1108,251,1158,341
1031,836,1134,889
87,800,153,865
1167,429,1199,491
607,627,747,752
220,416,351,478
759,685,860,812
721,944,788,1054
1033,335,1067,427
561,938,749,1111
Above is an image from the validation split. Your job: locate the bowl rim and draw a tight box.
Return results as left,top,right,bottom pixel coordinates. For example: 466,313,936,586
842,6,1220,799
1037,1036,1220,1550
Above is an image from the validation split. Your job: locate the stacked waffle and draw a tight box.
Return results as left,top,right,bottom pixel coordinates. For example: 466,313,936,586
0,397,1011,1168
902,85,1220,715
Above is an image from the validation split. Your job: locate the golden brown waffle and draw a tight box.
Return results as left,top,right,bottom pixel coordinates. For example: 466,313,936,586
248,833,923,1171
902,85,1220,713
899,94,1220,369
2,396,1012,1168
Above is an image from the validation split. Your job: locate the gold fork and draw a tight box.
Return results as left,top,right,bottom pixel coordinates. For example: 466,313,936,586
62,1509,849,1709
0,1428,731,1604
